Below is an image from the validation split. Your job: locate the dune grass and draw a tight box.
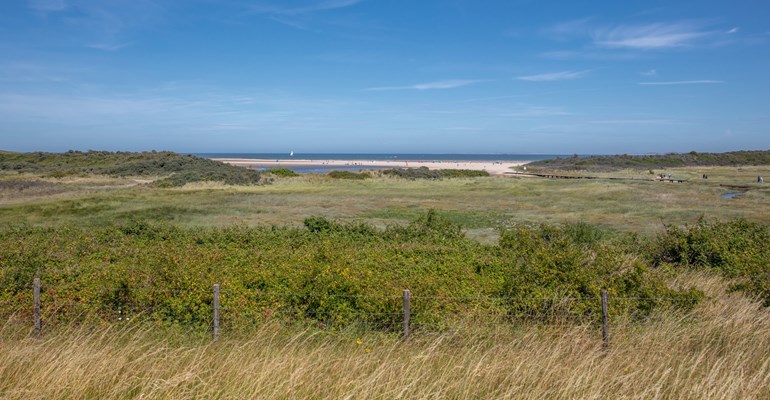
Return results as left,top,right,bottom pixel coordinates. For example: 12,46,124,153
1,274,768,399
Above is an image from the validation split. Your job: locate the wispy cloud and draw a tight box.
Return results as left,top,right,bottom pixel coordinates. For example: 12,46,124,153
545,17,594,39
87,42,133,51
516,70,590,82
589,119,680,125
500,106,573,118
593,22,710,49
28,0,66,12
639,80,724,85
545,19,729,50
0,61,81,83
366,79,484,91
251,0,362,15
269,15,313,31
25,0,164,52
540,50,643,61
640,69,657,77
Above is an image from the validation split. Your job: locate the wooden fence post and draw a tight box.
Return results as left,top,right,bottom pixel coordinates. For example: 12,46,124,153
213,284,220,341
403,289,411,341
601,289,609,350
33,278,41,338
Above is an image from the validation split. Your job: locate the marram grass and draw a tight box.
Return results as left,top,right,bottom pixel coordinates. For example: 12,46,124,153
1,275,769,399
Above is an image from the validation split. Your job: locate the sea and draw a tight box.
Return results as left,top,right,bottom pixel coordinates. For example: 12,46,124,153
195,153,565,173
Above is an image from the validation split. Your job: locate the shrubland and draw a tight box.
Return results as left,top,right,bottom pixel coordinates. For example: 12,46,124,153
527,149,770,171
0,150,262,187
11,212,770,332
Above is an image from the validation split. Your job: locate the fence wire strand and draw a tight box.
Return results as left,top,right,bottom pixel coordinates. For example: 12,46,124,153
3,282,704,339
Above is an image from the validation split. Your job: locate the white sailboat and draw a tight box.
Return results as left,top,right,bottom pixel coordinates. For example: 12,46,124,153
290,150,294,157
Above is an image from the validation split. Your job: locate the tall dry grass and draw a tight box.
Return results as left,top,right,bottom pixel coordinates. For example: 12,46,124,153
1,274,769,399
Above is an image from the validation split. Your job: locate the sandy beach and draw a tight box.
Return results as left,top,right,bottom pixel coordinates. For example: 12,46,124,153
211,158,529,176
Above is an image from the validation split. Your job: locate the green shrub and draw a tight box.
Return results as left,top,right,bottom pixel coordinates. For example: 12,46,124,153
383,167,441,180
304,216,334,233
438,169,489,178
498,224,701,320
328,171,370,180
382,167,489,179
650,218,770,304
264,167,300,177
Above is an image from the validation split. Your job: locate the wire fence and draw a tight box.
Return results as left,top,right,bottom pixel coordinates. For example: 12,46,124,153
1,279,703,346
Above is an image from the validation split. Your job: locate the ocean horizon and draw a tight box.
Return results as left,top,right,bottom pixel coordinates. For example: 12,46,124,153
196,153,568,173
195,153,567,162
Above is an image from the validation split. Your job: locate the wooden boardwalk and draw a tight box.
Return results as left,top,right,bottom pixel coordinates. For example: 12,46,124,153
503,171,688,183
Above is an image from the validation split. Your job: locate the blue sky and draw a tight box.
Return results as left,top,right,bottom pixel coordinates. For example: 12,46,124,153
1,0,769,154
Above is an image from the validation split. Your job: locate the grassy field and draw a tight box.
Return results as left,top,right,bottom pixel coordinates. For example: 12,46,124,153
1,164,769,240
2,153,770,398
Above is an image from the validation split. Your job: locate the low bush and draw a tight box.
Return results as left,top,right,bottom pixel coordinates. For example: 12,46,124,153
650,218,770,304
382,167,489,180
328,171,370,180
264,167,300,177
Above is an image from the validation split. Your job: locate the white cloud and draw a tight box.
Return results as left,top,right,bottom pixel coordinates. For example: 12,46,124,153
639,80,724,85
516,70,590,82
545,20,732,50
640,69,657,77
366,79,484,91
593,22,709,49
251,0,362,15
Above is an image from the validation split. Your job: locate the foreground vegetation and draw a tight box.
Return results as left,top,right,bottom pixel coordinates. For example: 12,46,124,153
2,273,768,399
3,214,770,330
0,214,716,329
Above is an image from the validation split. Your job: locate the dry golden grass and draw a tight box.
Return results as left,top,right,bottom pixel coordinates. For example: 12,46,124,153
2,274,769,399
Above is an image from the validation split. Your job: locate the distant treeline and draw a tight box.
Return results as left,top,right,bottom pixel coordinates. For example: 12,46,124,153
528,150,770,171
0,150,262,186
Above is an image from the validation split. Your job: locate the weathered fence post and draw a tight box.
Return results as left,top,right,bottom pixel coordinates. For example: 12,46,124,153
403,289,411,341
213,283,220,341
33,278,41,337
601,289,609,350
